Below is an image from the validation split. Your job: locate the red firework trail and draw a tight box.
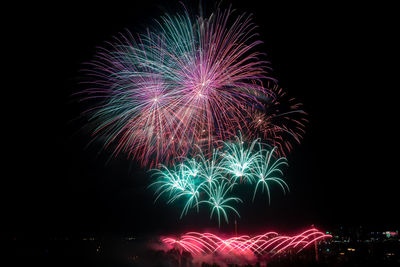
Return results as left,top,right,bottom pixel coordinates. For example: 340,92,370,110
161,228,331,256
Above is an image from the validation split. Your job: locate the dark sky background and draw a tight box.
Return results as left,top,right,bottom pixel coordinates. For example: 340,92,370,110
5,1,397,237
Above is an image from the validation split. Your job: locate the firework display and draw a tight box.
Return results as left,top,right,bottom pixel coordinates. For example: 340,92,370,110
81,6,306,167
162,228,331,257
81,3,308,228
150,136,288,226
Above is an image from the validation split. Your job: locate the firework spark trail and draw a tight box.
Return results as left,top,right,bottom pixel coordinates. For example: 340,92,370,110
162,228,331,257
252,146,289,204
150,162,202,218
150,135,288,225
199,180,242,227
220,133,263,183
196,147,224,188
251,83,308,157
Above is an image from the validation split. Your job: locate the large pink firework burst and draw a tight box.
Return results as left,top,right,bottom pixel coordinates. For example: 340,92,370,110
81,5,305,167
80,7,270,167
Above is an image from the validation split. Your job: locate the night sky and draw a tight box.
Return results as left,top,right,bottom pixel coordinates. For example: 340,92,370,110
5,1,397,237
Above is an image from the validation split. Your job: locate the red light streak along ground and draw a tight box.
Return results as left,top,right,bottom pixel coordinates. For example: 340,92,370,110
162,228,331,256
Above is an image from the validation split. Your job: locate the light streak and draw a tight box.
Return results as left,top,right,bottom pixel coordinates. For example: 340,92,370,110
162,228,331,257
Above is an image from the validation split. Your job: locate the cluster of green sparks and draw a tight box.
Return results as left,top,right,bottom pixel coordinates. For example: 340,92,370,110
150,134,289,226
